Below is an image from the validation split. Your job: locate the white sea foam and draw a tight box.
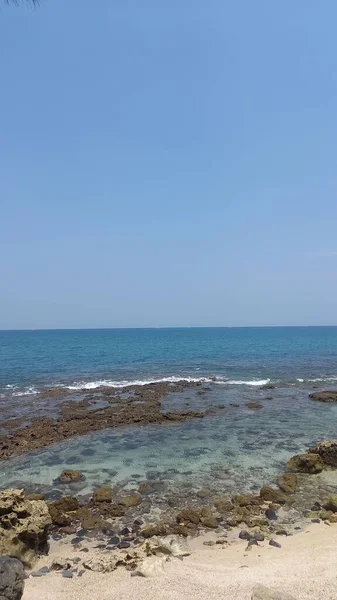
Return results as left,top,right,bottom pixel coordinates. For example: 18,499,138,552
12,387,39,397
64,375,271,390
225,378,270,386
296,376,337,383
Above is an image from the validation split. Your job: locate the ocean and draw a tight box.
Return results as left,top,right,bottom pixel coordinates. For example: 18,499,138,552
1,326,337,512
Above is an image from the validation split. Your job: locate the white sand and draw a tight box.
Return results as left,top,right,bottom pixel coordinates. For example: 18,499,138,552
23,523,337,600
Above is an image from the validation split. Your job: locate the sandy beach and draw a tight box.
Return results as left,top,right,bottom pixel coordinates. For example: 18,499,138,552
22,522,337,600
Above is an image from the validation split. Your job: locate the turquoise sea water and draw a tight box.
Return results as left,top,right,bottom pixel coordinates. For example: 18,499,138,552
1,327,337,513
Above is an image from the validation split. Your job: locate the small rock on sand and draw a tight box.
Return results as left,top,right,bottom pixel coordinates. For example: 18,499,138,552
251,583,296,599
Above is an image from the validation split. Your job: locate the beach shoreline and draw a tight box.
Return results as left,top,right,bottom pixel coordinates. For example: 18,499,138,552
22,521,337,600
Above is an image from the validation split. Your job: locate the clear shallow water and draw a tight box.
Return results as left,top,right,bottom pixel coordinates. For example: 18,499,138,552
1,327,337,512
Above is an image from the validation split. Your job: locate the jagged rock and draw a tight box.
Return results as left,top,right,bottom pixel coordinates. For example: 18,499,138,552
48,496,80,525
83,552,117,573
277,473,297,494
323,496,337,512
0,489,51,568
286,453,324,474
309,440,337,467
151,535,191,557
141,522,170,538
309,391,337,403
260,487,285,503
200,516,218,529
214,498,234,513
26,494,45,502
196,488,212,499
133,556,167,577
92,487,113,504
80,516,109,530
0,556,24,600
232,494,262,507
176,508,201,526
51,558,73,571
55,470,84,484
252,584,296,599
246,402,263,410
118,493,143,507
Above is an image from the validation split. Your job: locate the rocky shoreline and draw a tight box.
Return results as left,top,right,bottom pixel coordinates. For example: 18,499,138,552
0,381,214,460
2,388,337,599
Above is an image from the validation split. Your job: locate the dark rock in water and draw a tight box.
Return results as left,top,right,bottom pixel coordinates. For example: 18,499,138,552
309,440,337,467
92,487,113,504
118,541,131,549
54,470,85,484
260,487,285,503
311,502,321,512
133,518,144,527
311,518,321,523
254,533,265,542
26,493,45,501
275,530,288,536
265,509,277,521
81,448,95,457
246,402,263,410
44,456,63,467
269,539,281,548
277,473,297,494
0,556,24,600
286,453,324,474
239,530,251,540
48,496,80,526
309,390,337,403
120,527,132,536
62,570,73,578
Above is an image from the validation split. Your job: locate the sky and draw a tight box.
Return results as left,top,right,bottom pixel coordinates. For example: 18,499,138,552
1,0,337,329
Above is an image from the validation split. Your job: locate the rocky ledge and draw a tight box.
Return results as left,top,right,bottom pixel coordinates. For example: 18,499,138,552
0,381,211,460
309,390,337,402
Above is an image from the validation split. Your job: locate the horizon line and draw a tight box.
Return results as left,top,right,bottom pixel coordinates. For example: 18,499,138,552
1,325,337,332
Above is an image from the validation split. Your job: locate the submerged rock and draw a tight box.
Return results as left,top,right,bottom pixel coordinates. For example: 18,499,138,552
246,402,263,410
0,489,51,568
286,453,324,474
309,390,337,402
260,487,285,503
176,508,201,526
118,493,143,507
309,440,337,467
322,496,337,513
277,473,297,494
92,486,113,504
0,556,24,600
55,470,84,484
48,496,80,526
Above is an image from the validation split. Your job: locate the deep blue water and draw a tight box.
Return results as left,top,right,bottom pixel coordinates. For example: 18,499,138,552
1,326,337,395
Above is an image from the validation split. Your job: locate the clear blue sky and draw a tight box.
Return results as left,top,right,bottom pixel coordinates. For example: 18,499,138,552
1,0,337,329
